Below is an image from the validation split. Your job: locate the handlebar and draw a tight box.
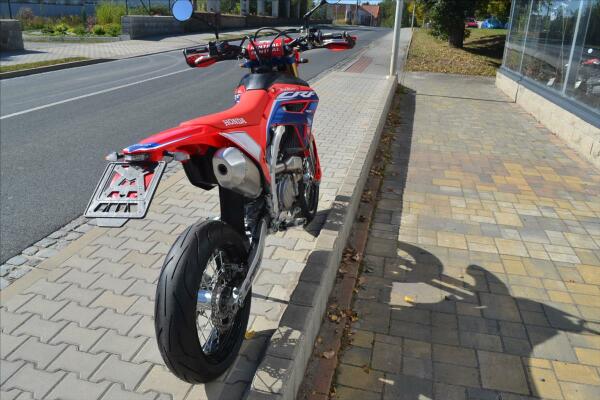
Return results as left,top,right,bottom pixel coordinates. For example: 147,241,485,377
183,28,355,68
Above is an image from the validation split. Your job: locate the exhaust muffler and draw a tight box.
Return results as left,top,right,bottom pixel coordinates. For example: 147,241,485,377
212,147,262,198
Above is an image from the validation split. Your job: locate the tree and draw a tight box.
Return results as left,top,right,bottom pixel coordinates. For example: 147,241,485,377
425,0,511,48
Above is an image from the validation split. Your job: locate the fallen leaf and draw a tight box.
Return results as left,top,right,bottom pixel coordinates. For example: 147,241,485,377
404,295,415,303
329,314,339,322
322,350,335,359
244,330,256,339
317,336,323,344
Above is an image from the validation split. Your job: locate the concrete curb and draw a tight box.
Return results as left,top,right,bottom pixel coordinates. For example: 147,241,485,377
247,72,398,400
0,58,113,80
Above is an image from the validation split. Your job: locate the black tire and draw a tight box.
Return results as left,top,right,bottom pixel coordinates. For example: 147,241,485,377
299,178,319,225
154,220,251,383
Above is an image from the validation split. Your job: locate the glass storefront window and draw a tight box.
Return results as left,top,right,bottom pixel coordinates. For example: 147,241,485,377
502,0,600,115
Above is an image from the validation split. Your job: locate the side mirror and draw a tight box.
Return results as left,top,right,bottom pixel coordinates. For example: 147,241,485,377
172,0,193,22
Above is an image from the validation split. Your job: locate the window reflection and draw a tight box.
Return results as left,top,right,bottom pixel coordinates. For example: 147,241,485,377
502,0,600,114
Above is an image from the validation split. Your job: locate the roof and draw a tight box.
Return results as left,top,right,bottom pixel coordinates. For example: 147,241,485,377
360,5,380,18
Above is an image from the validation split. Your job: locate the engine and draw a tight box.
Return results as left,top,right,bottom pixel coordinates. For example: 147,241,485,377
275,129,305,214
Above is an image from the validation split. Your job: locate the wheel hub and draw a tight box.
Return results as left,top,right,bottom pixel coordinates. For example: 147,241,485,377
210,284,239,332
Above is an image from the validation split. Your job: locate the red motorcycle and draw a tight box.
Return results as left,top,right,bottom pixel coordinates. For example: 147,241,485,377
85,0,355,383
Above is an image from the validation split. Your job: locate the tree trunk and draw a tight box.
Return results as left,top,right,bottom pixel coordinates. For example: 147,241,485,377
448,24,464,48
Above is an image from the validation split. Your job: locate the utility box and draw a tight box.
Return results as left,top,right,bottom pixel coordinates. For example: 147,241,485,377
0,19,24,51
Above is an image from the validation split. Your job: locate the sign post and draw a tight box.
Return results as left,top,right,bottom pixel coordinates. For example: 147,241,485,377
389,0,404,76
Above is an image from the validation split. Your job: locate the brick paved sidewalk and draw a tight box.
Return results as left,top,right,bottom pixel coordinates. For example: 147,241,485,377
0,70,394,400
330,72,600,400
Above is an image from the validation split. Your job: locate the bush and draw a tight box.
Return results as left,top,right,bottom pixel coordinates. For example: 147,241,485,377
92,24,106,35
96,1,126,25
54,23,69,35
71,25,87,36
105,23,121,37
41,24,54,34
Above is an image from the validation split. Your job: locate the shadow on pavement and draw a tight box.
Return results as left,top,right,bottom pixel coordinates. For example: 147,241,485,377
348,81,599,399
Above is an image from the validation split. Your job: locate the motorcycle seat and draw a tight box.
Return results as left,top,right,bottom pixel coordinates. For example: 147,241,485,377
180,90,269,130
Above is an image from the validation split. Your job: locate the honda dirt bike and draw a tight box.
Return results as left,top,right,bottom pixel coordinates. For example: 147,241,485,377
84,0,355,383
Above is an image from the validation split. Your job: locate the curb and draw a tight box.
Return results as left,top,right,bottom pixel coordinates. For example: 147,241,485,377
0,58,113,80
247,72,398,400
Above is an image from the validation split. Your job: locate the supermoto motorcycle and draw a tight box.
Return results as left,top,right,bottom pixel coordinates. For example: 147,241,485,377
84,0,355,383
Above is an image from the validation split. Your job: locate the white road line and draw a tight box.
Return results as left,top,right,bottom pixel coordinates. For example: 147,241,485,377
0,68,191,120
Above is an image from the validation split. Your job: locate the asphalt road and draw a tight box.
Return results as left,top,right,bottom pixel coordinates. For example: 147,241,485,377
0,26,390,263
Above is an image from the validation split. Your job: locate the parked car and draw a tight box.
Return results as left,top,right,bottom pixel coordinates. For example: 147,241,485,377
465,17,478,28
481,17,504,29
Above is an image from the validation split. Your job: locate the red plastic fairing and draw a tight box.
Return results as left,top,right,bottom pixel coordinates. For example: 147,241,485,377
246,38,292,60
186,55,217,68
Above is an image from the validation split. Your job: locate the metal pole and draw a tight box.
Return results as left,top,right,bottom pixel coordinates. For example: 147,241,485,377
562,0,585,94
389,0,403,76
411,0,415,28
8,0,13,19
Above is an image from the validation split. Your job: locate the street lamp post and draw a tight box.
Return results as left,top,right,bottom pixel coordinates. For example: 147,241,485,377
389,0,404,76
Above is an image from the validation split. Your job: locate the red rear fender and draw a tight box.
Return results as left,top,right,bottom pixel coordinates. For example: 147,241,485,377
122,125,227,161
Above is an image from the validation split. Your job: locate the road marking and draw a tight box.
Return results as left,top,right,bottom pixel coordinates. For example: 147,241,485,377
0,68,191,120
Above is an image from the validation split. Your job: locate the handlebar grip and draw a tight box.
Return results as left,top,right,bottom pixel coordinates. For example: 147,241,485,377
184,45,209,55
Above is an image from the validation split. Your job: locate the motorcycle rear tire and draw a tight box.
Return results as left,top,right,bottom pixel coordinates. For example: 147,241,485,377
154,220,251,383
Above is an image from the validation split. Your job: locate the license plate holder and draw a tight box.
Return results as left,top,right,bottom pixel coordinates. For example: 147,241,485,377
85,161,166,227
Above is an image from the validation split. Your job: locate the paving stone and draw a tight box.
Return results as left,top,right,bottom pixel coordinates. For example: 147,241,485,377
432,344,477,367
91,291,138,313
137,365,192,400
552,361,600,385
50,322,106,351
0,309,32,334
559,381,600,400
372,340,402,373
433,382,467,400
23,280,69,300
334,386,381,400
4,363,65,399
46,373,111,400
52,301,104,326
8,337,66,369
433,362,479,388
526,366,563,400
132,338,164,365
336,364,384,393
18,295,68,319
48,345,108,379
90,275,136,295
12,314,68,342
92,354,151,390
459,331,502,352
101,384,158,400
0,333,28,358
91,330,146,361
383,374,433,400
55,284,104,306
0,360,25,386
478,350,528,394
89,309,141,335
527,326,577,362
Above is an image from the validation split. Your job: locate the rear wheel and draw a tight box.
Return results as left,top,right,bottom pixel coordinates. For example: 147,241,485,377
154,220,251,383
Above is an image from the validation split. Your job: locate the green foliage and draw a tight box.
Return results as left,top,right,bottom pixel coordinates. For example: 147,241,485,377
475,0,511,22
96,1,126,25
92,24,106,35
41,24,54,34
72,25,87,36
105,23,121,36
54,23,69,34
